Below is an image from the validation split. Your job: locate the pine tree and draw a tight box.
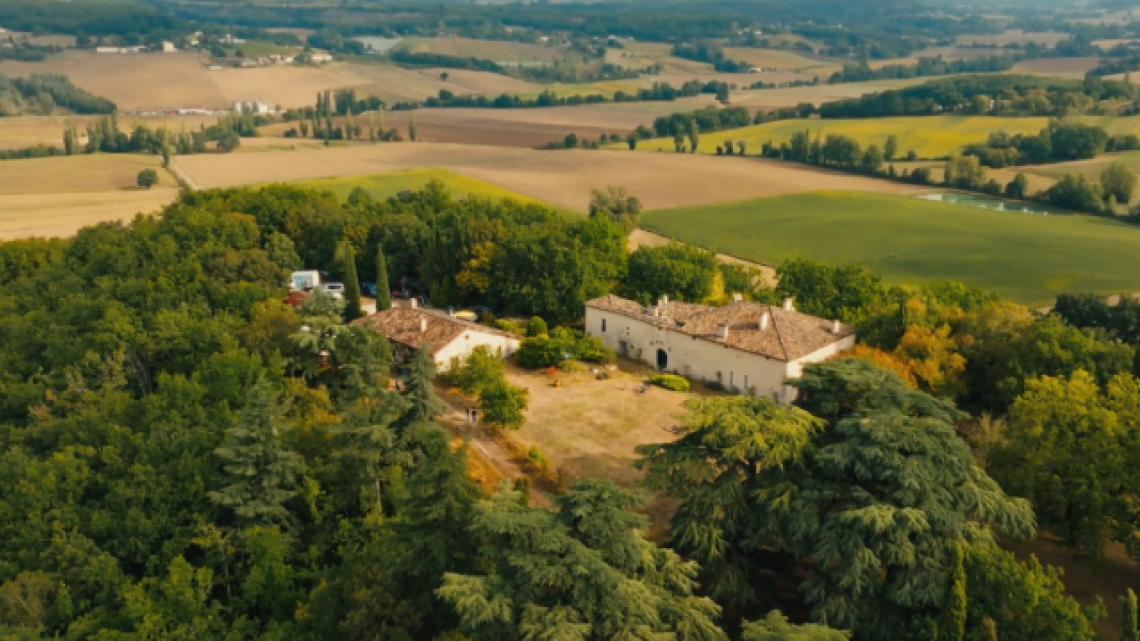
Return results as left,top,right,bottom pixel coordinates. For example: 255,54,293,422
375,245,391,311
342,243,363,320
639,359,1035,638
941,541,967,641
688,119,700,153
402,343,445,426
1123,589,1139,641
437,481,727,640
207,377,303,525
408,112,418,142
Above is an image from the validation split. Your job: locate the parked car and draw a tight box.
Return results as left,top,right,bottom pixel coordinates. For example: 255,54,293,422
317,282,345,299
359,281,378,297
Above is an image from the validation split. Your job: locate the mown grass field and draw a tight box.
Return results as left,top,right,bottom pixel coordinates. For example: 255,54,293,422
641,190,1140,305
287,168,546,204
624,115,1140,159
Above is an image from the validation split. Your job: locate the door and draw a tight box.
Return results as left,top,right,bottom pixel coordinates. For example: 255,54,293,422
656,348,668,370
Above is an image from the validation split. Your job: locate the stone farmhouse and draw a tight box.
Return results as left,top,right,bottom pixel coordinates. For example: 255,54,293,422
585,294,856,403
355,305,520,373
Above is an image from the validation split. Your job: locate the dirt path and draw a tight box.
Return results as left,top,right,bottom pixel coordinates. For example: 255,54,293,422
167,157,199,191
436,386,554,508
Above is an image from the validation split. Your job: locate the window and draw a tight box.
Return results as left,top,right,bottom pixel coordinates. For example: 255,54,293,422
743,375,749,392
729,371,734,387
601,318,607,332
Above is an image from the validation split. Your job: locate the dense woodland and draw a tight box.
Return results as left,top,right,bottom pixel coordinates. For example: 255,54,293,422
1,182,1140,639
0,74,115,118
818,75,1136,119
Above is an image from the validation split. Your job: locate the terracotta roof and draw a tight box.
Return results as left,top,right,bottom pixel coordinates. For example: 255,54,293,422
586,294,855,362
353,307,519,355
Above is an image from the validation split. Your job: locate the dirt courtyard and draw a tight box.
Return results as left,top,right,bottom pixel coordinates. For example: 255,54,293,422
504,363,702,486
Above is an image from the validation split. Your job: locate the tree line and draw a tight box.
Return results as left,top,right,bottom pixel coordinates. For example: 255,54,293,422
0,73,115,118
400,80,730,112
818,74,1135,119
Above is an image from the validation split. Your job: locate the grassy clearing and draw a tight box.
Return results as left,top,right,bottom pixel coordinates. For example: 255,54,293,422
287,167,545,204
622,115,1140,160
642,190,1140,305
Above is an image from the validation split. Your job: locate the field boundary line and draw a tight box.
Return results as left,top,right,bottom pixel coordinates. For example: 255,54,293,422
167,158,199,191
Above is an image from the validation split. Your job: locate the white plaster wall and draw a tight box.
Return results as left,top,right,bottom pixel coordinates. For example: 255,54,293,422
433,330,521,372
586,307,794,400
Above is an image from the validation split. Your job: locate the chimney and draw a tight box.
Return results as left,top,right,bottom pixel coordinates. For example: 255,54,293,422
759,312,769,330
732,292,743,302
410,298,418,309
831,319,841,334
659,294,669,306
716,323,729,340
782,297,795,312
419,318,428,333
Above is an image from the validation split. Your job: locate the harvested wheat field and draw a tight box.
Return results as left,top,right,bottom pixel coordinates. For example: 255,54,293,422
957,30,1071,46
0,51,526,111
1011,57,1102,77
0,154,178,239
723,47,840,74
0,190,179,240
605,44,713,75
0,51,228,111
729,78,930,110
394,37,568,64
376,100,705,146
0,114,221,150
174,142,923,212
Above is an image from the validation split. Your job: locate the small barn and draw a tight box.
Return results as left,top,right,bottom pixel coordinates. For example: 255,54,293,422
354,306,520,372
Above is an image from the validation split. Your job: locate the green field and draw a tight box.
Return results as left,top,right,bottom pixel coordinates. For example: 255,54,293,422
642,190,1140,305
624,116,1140,160
288,168,546,204
512,80,650,100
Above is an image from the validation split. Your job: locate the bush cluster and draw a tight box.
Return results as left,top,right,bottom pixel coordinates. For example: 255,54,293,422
515,327,615,369
649,373,690,392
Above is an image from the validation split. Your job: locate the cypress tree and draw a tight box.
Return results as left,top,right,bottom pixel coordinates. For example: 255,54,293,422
941,541,967,641
1123,589,1139,641
375,245,391,311
342,243,363,320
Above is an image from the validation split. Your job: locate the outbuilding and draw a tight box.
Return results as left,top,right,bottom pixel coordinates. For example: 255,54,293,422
354,305,520,372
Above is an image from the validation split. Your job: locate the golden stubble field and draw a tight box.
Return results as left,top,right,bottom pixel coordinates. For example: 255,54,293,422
0,114,221,150
0,154,178,240
174,141,923,212
0,52,540,110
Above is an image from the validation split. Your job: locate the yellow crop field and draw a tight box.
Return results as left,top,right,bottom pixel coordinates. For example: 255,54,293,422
624,116,1140,160
288,168,546,205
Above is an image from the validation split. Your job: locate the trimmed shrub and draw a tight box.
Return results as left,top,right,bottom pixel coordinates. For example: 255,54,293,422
649,373,691,392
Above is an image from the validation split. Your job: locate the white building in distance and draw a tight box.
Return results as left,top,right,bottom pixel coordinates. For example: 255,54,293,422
231,99,273,114
355,305,521,373
585,294,855,403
